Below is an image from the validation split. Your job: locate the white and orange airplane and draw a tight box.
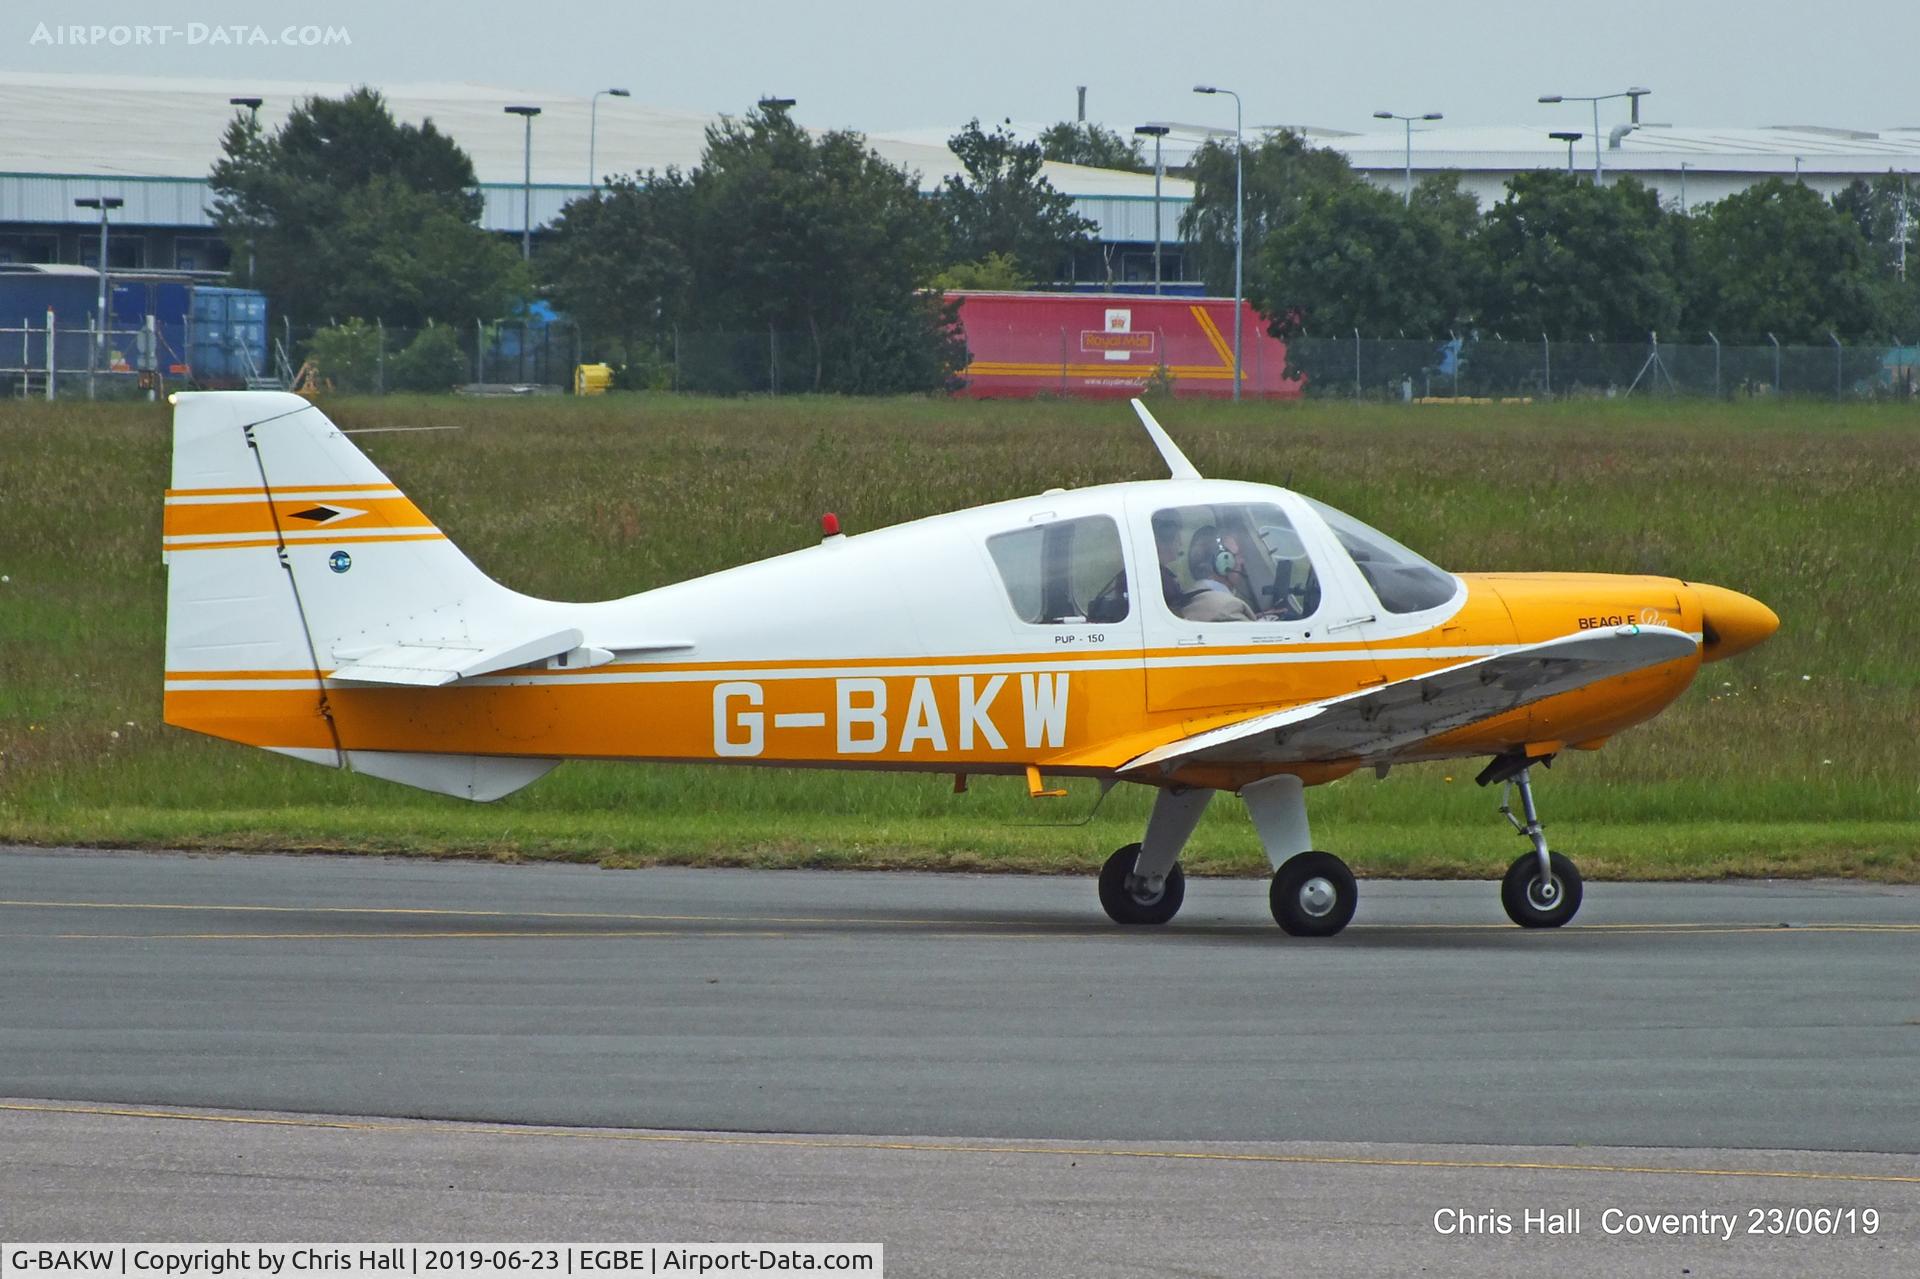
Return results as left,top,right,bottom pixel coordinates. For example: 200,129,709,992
162,392,1777,935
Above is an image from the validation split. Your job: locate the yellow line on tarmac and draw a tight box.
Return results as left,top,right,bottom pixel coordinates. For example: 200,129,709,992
7,900,1918,941
3,1101,1917,1187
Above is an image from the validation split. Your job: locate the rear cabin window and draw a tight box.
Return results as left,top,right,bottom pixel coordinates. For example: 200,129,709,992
987,515,1130,625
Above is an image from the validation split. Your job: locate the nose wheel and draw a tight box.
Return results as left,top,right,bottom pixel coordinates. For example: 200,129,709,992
1269,851,1358,937
1490,761,1584,928
1501,850,1583,928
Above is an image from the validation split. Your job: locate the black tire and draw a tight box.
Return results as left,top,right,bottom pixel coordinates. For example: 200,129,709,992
1501,851,1583,928
1098,843,1185,926
1269,851,1358,937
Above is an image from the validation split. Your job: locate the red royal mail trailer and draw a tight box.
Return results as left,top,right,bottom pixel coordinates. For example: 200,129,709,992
949,291,1300,400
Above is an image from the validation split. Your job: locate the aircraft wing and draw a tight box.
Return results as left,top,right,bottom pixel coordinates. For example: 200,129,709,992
327,630,693,687
1121,625,1699,774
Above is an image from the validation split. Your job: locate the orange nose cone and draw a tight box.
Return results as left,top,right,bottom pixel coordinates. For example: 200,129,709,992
1693,583,1780,662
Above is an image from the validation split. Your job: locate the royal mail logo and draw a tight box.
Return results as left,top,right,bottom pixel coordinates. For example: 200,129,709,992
1082,309,1154,360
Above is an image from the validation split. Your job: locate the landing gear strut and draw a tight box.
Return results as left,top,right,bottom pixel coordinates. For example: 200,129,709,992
1495,766,1583,928
1097,786,1212,926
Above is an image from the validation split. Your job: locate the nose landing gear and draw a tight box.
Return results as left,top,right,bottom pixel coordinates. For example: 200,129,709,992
1482,756,1583,929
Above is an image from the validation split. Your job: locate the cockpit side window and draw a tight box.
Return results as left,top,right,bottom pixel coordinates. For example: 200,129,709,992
987,515,1130,625
1303,497,1458,614
1151,503,1322,623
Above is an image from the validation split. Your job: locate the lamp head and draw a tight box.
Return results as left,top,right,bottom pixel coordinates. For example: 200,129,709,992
504,105,541,118
1373,111,1393,120
229,96,263,110
1422,112,1444,120
1193,84,1217,95
1539,94,1564,104
608,88,631,98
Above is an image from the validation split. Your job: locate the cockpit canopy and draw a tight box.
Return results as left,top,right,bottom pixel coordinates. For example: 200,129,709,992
982,486,1459,628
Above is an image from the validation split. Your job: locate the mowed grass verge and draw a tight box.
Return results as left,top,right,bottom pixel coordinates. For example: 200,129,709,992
1,393,1915,880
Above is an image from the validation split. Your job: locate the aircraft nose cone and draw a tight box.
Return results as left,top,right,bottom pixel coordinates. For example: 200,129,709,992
1693,583,1779,662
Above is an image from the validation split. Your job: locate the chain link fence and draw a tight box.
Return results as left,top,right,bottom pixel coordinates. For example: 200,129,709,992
1290,334,1920,401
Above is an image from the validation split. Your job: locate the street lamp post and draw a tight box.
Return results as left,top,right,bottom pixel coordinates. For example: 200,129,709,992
74,196,124,374
1678,161,1690,214
1373,110,1443,207
229,98,263,283
1549,131,1584,174
589,88,630,188
1133,125,1170,294
1538,87,1650,181
1194,84,1243,401
504,106,542,260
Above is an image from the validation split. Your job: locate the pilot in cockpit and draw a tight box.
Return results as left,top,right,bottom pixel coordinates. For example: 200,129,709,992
1181,525,1259,622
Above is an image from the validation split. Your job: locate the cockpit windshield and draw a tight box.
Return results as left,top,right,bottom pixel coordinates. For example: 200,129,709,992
1303,497,1458,614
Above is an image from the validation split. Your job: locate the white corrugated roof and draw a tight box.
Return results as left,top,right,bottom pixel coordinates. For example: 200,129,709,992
1331,123,1920,174
0,71,1190,200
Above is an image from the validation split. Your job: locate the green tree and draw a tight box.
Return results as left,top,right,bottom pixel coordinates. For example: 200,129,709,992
1690,178,1893,343
930,251,1033,292
541,170,695,362
939,120,1096,282
1038,121,1147,172
1832,174,1915,278
209,88,526,328
1253,177,1479,341
1178,130,1358,295
1476,171,1681,341
386,322,469,392
689,106,959,390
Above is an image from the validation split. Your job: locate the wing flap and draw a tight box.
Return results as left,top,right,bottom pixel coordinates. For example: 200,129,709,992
1124,626,1699,774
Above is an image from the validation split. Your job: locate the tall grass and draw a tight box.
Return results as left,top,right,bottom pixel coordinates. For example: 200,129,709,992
1,394,1915,877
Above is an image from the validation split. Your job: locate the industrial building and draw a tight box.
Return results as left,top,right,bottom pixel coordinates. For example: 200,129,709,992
0,71,1196,289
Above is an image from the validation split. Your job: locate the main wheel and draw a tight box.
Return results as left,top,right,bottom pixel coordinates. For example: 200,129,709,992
1501,851,1583,928
1269,851,1357,937
1098,843,1185,926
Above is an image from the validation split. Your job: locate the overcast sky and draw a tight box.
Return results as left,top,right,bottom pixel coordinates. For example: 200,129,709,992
12,0,1917,138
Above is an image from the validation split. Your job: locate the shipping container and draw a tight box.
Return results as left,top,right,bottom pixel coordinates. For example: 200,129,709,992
0,264,266,386
949,291,1299,400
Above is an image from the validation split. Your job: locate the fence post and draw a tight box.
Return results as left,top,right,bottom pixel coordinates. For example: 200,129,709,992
377,319,386,395
86,314,97,401
1353,328,1361,400
1767,332,1780,394
1708,332,1720,398
1829,331,1842,399
44,308,55,401
1542,332,1551,397
144,313,157,402
474,319,484,384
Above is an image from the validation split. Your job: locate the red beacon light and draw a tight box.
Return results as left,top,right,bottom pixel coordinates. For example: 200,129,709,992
820,512,843,541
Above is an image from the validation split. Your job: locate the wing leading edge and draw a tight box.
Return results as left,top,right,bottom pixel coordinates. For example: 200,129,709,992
1121,625,1700,775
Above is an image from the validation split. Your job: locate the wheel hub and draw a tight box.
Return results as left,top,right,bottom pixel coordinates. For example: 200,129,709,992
1527,876,1561,911
1126,875,1165,906
1298,876,1337,918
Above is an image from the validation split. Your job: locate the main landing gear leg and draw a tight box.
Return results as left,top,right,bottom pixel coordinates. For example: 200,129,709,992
1243,774,1356,937
1098,786,1212,926
1497,766,1583,929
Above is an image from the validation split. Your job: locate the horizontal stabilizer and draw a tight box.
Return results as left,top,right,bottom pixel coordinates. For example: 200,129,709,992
329,629,585,686
1123,625,1700,774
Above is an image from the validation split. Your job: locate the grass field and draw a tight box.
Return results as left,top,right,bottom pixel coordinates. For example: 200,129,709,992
1,393,1915,880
